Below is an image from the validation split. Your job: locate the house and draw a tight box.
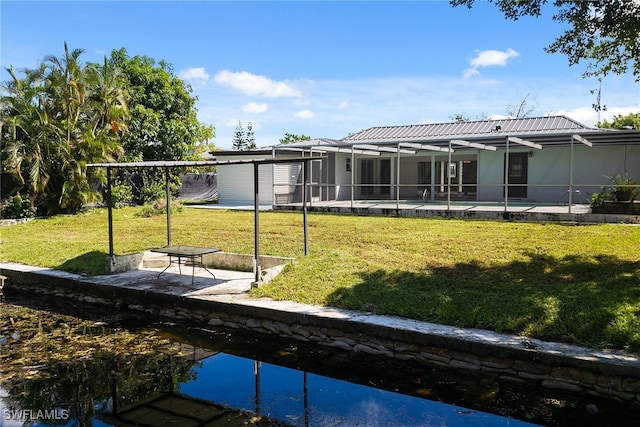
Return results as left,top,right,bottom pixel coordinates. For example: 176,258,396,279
213,116,640,207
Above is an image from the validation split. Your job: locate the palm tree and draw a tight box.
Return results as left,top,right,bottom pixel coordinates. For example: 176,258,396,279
2,65,64,200
2,44,127,214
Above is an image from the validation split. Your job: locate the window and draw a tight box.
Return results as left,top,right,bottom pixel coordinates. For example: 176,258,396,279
346,158,351,172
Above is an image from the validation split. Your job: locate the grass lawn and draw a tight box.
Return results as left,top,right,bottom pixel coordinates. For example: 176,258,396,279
2,207,640,353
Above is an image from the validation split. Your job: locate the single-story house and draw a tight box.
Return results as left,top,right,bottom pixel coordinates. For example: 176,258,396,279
213,116,640,207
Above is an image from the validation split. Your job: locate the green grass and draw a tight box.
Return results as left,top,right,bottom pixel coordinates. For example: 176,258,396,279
2,207,640,352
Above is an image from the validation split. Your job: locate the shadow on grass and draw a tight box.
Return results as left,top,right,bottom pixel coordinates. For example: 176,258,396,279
57,251,109,276
327,251,640,352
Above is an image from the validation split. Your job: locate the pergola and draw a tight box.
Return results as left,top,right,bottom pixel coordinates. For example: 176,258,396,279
298,134,592,213
88,156,324,284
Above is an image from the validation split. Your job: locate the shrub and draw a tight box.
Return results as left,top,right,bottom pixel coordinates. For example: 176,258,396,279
606,173,638,202
589,187,608,208
0,194,36,219
110,178,134,208
136,198,183,217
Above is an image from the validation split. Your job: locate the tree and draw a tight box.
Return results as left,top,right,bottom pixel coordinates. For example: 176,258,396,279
246,121,256,150
449,113,470,122
279,133,311,144
107,49,214,204
231,121,247,151
109,49,214,162
1,45,214,214
231,121,256,150
451,0,640,80
1,45,125,215
506,93,537,119
597,112,640,129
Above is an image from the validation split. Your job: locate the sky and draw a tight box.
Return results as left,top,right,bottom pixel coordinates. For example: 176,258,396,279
2,1,640,150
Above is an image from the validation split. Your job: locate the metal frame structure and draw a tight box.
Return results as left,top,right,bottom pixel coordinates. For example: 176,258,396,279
88,156,324,284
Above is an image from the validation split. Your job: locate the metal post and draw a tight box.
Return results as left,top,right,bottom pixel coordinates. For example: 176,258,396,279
165,167,171,246
254,163,260,285
396,143,400,210
447,140,452,210
350,147,355,209
303,160,309,256
504,137,510,212
569,136,574,213
106,167,114,262
254,360,261,414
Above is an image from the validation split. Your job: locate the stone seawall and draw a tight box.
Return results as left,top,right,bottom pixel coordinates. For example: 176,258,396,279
3,268,640,404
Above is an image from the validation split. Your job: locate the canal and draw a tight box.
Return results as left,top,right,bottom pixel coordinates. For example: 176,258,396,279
0,294,637,426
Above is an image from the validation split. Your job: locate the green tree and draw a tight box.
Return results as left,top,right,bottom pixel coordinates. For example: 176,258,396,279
231,120,247,150
449,113,470,122
109,48,214,162
451,0,640,80
279,133,311,144
246,121,256,150
231,121,256,150
2,46,125,215
597,112,640,130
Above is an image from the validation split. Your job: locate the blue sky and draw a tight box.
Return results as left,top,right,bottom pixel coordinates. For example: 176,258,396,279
2,1,640,149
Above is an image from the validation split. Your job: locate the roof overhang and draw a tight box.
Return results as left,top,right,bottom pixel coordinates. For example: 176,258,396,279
87,156,326,169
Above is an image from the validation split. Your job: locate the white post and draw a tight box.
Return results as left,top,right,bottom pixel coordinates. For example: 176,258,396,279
569,136,574,213
504,137,509,212
447,140,452,210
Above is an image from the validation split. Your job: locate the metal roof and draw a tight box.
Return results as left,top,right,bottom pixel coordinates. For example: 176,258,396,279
342,116,593,144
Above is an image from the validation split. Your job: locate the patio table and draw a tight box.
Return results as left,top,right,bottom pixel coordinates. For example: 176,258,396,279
150,246,220,284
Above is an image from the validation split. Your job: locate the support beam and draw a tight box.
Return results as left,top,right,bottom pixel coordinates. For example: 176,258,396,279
507,136,543,150
450,139,497,151
568,134,593,212
254,163,260,285
106,167,114,262
354,143,416,154
399,142,453,153
165,167,172,246
303,160,309,256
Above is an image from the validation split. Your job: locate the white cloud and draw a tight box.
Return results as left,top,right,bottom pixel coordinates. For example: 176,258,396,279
294,109,315,119
243,102,268,113
550,105,640,127
214,70,302,98
464,48,519,78
336,100,349,110
178,67,210,84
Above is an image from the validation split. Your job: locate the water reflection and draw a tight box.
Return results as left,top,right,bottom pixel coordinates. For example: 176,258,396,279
178,352,539,427
1,296,638,427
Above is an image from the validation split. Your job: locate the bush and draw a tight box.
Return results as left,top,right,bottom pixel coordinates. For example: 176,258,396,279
0,194,36,219
110,178,134,208
589,187,608,208
136,198,183,217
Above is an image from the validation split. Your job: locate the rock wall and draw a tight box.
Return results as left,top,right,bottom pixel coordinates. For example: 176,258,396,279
4,271,640,404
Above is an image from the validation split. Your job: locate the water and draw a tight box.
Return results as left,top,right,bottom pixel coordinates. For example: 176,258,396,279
1,298,637,426
176,352,538,427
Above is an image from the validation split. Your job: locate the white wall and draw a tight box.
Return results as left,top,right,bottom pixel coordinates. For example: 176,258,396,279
217,160,273,205
477,143,640,203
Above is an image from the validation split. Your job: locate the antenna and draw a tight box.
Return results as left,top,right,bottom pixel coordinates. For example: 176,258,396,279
591,78,607,123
